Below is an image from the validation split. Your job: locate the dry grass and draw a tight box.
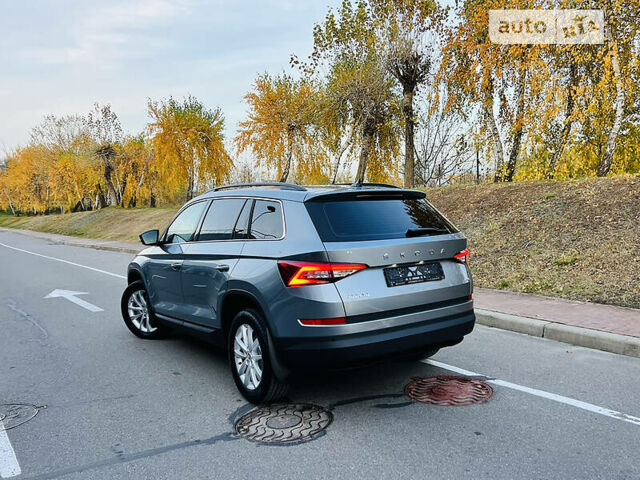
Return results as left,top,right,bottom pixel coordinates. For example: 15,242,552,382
426,175,640,308
1,175,638,308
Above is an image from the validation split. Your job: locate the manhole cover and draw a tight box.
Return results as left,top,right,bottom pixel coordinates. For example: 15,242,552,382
0,404,39,430
235,403,332,444
405,376,493,406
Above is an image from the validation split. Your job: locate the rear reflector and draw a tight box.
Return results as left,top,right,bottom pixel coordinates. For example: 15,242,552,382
278,261,367,287
299,317,346,326
454,248,470,265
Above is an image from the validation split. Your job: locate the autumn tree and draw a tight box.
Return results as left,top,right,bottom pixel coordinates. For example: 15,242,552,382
147,96,232,201
370,0,444,187
440,0,549,182
326,56,400,183
235,74,320,182
30,113,99,211
301,0,401,183
119,136,154,208
1,145,53,213
591,0,640,176
298,0,442,186
85,104,124,206
414,88,474,186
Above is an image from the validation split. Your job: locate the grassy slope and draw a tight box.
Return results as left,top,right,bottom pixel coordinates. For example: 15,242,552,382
1,175,638,308
427,175,640,308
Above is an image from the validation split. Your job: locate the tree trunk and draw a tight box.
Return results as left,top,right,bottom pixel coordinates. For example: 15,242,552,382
95,185,108,209
128,172,145,209
115,174,126,207
186,166,195,201
597,17,624,177
403,88,416,188
102,162,118,206
548,63,577,178
2,189,16,216
331,129,354,184
279,130,294,182
504,67,527,182
486,91,505,183
356,119,376,183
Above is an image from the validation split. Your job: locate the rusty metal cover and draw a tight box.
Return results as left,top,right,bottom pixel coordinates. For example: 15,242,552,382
405,376,493,406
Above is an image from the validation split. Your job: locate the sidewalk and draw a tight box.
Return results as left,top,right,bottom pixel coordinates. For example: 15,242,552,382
474,288,640,357
475,288,640,337
2,226,639,357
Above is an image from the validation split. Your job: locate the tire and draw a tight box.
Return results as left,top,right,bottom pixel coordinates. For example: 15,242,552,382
404,347,440,361
228,309,289,404
121,280,166,339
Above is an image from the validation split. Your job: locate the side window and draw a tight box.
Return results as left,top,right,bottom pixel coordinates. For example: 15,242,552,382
165,201,208,244
198,198,247,241
250,200,283,240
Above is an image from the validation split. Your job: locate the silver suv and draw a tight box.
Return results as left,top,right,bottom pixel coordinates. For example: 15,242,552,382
121,182,475,403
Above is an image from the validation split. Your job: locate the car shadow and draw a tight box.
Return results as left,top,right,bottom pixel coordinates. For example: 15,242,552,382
163,330,437,408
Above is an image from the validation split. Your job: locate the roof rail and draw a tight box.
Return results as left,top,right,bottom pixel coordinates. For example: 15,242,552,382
336,182,401,189
212,182,307,192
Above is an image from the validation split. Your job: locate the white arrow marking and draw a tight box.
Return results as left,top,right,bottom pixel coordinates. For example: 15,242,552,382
44,289,103,313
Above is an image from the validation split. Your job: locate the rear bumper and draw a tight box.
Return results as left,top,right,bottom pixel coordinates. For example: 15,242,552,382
274,307,475,372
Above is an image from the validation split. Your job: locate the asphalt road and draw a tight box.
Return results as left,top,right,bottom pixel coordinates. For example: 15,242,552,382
1,229,639,480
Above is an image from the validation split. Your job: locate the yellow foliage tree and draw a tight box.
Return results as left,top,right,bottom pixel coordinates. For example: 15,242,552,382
235,74,322,183
147,96,233,201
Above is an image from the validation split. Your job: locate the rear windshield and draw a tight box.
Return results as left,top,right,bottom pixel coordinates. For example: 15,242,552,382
305,198,458,242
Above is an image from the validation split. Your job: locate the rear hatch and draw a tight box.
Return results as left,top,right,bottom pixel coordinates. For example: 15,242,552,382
304,190,471,317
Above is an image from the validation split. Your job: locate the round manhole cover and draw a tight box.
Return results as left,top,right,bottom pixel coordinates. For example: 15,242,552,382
405,376,493,406
235,403,332,444
0,404,39,430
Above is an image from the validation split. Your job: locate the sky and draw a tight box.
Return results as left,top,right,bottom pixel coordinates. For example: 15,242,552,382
0,0,341,154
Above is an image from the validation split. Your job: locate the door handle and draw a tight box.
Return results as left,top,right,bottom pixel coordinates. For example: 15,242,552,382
170,263,182,271
215,264,230,272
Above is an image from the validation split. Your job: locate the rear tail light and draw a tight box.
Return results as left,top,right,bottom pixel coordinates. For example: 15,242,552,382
299,317,346,326
278,261,367,287
454,248,470,265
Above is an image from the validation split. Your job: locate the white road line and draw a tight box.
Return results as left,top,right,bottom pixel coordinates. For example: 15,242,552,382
423,359,640,427
0,420,21,478
0,242,126,280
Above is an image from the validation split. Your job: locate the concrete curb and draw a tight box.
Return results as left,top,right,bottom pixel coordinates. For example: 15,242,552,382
476,308,640,358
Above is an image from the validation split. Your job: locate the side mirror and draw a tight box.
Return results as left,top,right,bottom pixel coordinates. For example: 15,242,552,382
139,229,160,246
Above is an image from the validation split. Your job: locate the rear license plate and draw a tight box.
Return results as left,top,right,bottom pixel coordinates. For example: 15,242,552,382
383,263,444,287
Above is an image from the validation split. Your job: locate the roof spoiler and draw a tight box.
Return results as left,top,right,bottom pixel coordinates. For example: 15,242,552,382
305,189,426,202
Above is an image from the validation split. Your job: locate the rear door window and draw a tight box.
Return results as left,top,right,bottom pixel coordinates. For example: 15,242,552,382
198,198,247,241
305,198,457,242
249,200,283,240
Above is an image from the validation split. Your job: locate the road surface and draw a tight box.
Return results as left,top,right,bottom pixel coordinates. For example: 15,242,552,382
1,229,639,479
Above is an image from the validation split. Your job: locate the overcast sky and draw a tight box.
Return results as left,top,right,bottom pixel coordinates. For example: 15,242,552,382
0,0,341,154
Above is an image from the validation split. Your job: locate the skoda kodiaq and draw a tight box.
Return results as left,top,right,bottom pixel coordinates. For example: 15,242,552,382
121,182,475,403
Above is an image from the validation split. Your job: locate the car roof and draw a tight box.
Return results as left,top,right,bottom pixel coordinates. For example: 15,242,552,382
191,183,425,203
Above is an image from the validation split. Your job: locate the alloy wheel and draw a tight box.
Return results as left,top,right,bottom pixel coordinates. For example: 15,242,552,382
127,290,157,334
233,323,263,391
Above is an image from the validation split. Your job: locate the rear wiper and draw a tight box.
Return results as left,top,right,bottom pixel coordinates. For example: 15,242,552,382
406,227,449,237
